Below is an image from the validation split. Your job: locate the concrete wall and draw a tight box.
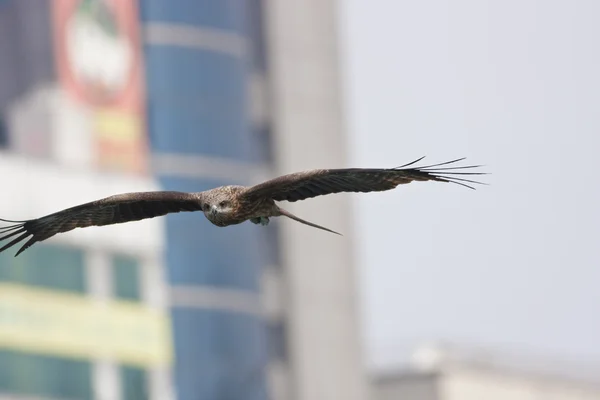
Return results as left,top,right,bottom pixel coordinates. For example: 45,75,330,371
262,1,369,400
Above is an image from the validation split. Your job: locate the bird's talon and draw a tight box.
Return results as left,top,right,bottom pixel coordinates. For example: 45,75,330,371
250,217,269,226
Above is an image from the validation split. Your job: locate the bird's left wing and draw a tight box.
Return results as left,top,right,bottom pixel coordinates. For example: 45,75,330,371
242,157,486,203
0,191,204,256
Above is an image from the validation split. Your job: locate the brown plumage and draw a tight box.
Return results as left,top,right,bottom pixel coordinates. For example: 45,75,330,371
0,157,486,256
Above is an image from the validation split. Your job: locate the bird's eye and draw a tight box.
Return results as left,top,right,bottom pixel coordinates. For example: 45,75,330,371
203,203,210,211
219,201,228,207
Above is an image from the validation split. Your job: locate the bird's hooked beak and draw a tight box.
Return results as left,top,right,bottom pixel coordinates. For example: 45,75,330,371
210,205,218,215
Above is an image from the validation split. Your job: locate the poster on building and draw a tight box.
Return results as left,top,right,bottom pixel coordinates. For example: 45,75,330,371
52,0,148,173
0,283,172,367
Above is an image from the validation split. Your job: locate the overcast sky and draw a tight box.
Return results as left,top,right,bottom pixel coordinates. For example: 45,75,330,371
339,0,600,370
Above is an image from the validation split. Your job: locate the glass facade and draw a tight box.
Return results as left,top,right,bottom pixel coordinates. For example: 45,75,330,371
120,364,148,400
144,47,250,159
141,0,272,399
170,309,267,400
0,0,54,158
266,320,288,363
112,253,142,301
113,253,149,399
0,243,160,399
0,0,280,398
140,0,247,32
0,350,93,399
0,116,8,148
0,1,170,399
0,246,91,399
0,244,86,293
162,177,261,290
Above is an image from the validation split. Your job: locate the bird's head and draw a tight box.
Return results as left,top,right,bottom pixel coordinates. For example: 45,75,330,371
201,191,235,221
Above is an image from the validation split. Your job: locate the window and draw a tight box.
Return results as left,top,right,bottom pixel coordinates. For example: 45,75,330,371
246,0,269,73
112,254,141,301
145,46,251,160
0,244,86,293
162,176,262,291
170,309,267,400
266,320,287,363
139,0,246,33
249,125,274,164
120,365,148,400
262,219,281,268
0,349,92,399
0,115,8,149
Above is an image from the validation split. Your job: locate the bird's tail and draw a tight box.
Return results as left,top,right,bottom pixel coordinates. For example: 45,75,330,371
276,207,342,236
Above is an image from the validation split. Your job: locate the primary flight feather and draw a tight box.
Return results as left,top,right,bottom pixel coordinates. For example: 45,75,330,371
0,157,486,256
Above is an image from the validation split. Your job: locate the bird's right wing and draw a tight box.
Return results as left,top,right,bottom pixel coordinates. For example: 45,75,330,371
0,191,204,256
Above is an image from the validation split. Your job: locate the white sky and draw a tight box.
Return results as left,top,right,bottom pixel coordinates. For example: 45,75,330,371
339,0,600,369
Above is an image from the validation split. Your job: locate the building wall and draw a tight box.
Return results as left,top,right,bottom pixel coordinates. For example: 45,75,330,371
372,344,600,400
262,1,370,400
0,154,172,400
441,366,600,400
0,1,173,399
373,373,439,400
374,367,600,400
140,1,272,399
0,1,370,400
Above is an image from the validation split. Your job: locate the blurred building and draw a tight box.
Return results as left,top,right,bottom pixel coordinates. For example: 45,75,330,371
259,2,369,400
0,1,172,400
372,343,600,400
0,1,368,400
141,1,270,399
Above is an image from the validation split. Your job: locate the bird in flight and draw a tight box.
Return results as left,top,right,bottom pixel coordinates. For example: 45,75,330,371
0,157,486,256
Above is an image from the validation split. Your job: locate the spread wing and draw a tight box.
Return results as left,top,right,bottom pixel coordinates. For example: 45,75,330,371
242,157,486,202
0,191,204,257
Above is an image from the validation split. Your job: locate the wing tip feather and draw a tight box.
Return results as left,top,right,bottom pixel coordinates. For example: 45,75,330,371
0,220,34,257
393,156,489,189
0,231,32,256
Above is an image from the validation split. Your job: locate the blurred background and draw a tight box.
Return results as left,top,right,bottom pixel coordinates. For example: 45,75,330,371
0,0,598,400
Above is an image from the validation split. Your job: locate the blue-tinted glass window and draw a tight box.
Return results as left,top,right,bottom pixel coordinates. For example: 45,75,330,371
165,215,261,289
245,0,268,73
144,46,252,160
145,47,246,97
0,244,86,293
251,219,281,271
171,309,267,400
0,350,92,399
159,177,262,290
261,211,281,268
248,124,274,164
120,365,148,400
140,0,247,34
266,320,287,362
112,253,141,301
0,115,8,148
147,99,250,160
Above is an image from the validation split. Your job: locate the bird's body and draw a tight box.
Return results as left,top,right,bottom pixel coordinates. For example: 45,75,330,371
201,185,278,227
0,157,487,256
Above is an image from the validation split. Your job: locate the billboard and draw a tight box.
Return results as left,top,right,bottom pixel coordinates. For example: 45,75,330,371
0,283,172,367
52,0,148,173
